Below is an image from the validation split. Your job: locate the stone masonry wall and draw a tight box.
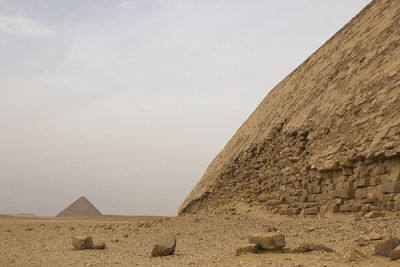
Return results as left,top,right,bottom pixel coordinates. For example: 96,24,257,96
181,122,400,216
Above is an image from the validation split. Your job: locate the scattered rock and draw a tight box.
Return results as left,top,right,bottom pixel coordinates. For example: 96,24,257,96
375,237,400,257
364,211,385,219
111,238,119,242
357,238,371,247
365,232,384,241
292,243,333,253
357,232,384,246
72,236,93,250
349,249,368,261
236,244,259,256
139,222,151,228
25,227,34,231
92,243,106,250
390,246,400,260
72,236,106,250
123,234,129,238
249,232,285,250
354,213,362,221
281,247,292,253
151,233,176,257
265,226,277,232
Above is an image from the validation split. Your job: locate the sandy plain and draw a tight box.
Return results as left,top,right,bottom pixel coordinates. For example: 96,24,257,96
1,207,400,266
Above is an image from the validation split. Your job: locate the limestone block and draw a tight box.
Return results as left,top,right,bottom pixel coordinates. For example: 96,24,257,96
355,188,367,199
370,177,382,186
72,236,93,250
336,182,355,199
356,178,370,188
375,237,400,257
382,182,400,194
151,233,176,257
249,233,285,250
390,246,400,260
326,204,340,213
340,204,352,212
343,167,353,176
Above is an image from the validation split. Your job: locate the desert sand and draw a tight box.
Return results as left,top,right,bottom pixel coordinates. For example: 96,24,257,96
1,208,400,266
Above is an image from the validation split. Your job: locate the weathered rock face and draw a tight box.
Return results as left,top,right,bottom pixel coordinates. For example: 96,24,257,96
179,0,400,216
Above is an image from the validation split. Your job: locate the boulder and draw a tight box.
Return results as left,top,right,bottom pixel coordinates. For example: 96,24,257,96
375,237,400,257
151,233,176,257
390,246,400,260
72,236,93,250
292,243,333,253
249,233,285,250
235,244,259,256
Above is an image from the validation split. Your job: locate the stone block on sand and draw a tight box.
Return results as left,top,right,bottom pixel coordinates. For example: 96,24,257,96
151,233,176,257
249,232,285,250
73,236,93,250
375,237,400,257
390,246,400,260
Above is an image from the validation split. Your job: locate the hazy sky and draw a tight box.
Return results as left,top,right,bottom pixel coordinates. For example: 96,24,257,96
0,0,370,216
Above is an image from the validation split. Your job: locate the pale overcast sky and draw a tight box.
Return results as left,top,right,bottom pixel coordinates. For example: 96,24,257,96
0,0,371,216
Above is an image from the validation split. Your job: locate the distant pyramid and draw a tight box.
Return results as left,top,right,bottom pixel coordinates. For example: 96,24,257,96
56,196,102,217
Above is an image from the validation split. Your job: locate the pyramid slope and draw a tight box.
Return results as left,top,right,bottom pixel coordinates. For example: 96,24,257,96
56,197,102,217
180,0,400,215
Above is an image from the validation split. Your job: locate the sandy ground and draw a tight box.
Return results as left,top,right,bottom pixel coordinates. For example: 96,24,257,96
1,210,400,267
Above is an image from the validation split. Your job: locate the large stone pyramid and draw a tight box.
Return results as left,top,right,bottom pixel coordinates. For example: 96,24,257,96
180,0,400,216
56,196,102,217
